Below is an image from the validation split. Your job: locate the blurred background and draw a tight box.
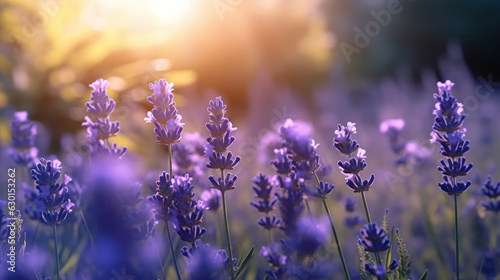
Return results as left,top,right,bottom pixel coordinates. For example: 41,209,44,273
1,0,500,278
1,0,499,153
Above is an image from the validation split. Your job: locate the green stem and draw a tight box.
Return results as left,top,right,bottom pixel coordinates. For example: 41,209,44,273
53,225,61,280
166,222,182,280
454,194,460,280
322,198,351,280
168,144,173,176
313,171,350,279
360,191,371,224
221,189,235,280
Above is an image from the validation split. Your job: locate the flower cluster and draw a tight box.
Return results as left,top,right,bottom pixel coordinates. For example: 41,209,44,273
171,175,206,248
145,79,184,145
8,111,39,166
430,80,473,195
250,173,281,231
172,132,206,178
260,243,287,279
82,78,127,158
182,244,236,280
480,176,500,212
279,119,320,180
31,159,74,225
335,122,375,192
359,222,391,253
205,97,240,191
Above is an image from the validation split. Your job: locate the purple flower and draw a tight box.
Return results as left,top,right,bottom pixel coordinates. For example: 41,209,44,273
200,189,221,211
208,173,237,192
333,122,359,156
344,215,362,228
261,243,287,279
205,151,240,170
480,176,500,212
379,118,405,143
281,217,329,259
8,111,39,166
32,159,74,226
338,148,367,175
344,196,357,212
170,174,207,246
145,79,184,145
345,174,375,193
365,260,398,280
304,180,334,198
271,148,294,175
148,172,174,223
258,216,281,230
83,78,127,158
431,81,473,196
183,244,235,280
359,222,390,252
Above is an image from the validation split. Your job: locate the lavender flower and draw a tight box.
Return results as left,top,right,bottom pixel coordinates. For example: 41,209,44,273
183,244,236,280
83,78,127,158
145,79,184,145
431,80,473,196
31,159,74,226
171,175,206,247
365,260,398,280
279,119,320,179
8,111,39,166
200,189,221,211
359,222,390,253
481,176,500,213
148,172,174,223
271,148,294,175
335,123,376,195
344,215,362,228
333,122,359,156
281,217,329,260
261,243,287,279
344,196,357,212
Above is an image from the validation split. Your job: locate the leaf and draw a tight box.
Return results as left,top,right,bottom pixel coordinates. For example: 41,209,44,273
385,227,394,269
235,245,255,279
419,270,428,280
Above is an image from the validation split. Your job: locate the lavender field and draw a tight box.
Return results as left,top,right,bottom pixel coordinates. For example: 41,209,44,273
1,1,500,280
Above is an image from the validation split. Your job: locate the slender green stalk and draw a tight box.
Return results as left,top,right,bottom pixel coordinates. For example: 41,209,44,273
267,229,272,244
321,198,351,280
454,194,460,280
312,172,350,279
360,191,372,224
166,223,182,280
166,143,182,280
80,211,94,247
52,225,61,280
220,170,235,280
168,144,173,176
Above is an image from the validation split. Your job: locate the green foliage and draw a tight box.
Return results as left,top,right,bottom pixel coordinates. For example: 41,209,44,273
235,245,255,279
396,229,412,279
